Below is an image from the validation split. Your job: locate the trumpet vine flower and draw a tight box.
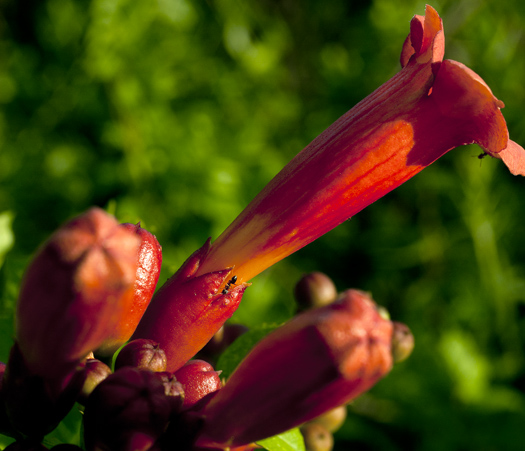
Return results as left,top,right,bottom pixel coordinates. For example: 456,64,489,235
193,5,525,285
135,4,524,378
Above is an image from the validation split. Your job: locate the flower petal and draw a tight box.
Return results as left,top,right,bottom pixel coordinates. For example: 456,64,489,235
400,5,444,68
431,60,508,155
497,140,525,176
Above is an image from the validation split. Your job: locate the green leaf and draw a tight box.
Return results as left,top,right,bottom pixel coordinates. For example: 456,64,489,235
0,435,16,450
42,403,84,448
0,253,27,362
0,212,14,268
257,428,306,451
216,323,280,380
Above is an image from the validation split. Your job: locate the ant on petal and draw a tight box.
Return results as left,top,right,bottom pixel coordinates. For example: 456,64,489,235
222,275,238,295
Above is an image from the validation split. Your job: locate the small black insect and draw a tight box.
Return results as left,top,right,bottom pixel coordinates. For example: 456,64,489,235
478,152,489,160
221,275,238,295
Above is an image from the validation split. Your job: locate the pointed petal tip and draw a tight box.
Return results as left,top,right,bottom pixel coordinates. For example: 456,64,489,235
400,4,444,68
497,140,525,176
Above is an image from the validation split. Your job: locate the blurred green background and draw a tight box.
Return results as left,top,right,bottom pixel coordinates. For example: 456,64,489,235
1,0,525,449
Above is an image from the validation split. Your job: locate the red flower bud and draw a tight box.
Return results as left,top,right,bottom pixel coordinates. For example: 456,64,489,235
114,339,167,372
155,371,185,407
83,367,181,451
15,207,140,378
195,290,393,448
173,360,222,410
133,239,248,372
96,223,162,355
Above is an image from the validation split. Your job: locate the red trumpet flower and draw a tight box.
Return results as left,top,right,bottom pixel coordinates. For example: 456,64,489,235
193,5,524,285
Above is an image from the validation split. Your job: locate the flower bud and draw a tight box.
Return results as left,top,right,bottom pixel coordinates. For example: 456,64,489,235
114,339,167,372
391,321,415,363
300,423,333,451
310,406,347,433
155,372,185,411
294,272,338,311
15,208,140,378
195,290,393,448
173,360,222,410
83,367,180,451
96,223,162,355
77,359,112,405
133,240,248,372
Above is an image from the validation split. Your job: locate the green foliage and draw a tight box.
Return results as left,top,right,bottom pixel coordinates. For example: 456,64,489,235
43,405,83,449
257,428,306,451
1,0,525,449
216,323,280,380
0,212,14,268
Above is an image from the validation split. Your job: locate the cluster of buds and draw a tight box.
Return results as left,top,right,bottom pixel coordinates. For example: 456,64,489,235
0,206,402,451
1,5,523,450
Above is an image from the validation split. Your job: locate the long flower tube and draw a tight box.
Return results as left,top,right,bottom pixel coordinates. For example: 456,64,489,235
193,5,525,285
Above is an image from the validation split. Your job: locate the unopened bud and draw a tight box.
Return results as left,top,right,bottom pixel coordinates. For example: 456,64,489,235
173,360,222,410
195,290,393,448
300,423,333,451
115,339,167,372
96,223,162,355
133,240,248,372
391,322,414,363
310,406,347,433
155,372,185,412
83,367,179,451
15,208,140,378
78,359,112,405
294,272,338,311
